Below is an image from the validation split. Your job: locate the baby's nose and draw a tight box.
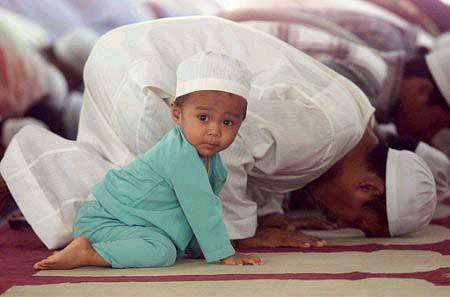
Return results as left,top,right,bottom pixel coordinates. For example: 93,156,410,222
207,123,221,136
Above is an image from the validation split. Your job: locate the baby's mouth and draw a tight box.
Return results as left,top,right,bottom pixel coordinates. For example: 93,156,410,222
202,143,219,149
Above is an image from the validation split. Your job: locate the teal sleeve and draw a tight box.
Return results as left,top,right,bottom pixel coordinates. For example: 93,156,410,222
169,149,235,263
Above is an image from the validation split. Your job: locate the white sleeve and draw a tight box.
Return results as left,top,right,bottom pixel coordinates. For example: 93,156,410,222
220,136,257,240
248,186,286,217
415,142,450,202
0,125,116,249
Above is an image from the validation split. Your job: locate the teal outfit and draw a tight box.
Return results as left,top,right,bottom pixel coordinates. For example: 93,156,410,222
73,126,235,268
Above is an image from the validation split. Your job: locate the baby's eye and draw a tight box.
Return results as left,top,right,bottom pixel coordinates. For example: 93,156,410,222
198,114,209,122
223,120,233,126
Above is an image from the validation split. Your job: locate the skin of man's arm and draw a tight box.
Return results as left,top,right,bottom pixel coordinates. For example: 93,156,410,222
233,225,327,249
233,212,335,249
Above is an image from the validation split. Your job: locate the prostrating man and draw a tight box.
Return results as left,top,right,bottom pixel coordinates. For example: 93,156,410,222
0,16,438,250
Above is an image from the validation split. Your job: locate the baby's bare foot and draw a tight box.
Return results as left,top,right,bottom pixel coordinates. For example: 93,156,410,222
33,237,109,270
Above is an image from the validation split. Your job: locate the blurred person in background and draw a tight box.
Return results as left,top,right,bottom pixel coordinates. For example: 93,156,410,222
368,0,450,34
0,0,164,219
0,8,97,216
0,0,156,40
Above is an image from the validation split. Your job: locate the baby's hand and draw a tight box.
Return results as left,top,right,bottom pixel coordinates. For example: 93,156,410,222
221,253,262,265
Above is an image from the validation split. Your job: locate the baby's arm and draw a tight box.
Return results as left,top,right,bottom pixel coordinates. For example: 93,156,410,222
170,137,262,265
170,155,236,263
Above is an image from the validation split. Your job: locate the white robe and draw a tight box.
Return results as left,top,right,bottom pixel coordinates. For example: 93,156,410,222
0,16,374,249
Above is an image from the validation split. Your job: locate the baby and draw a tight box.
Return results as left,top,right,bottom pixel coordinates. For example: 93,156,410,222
33,51,262,269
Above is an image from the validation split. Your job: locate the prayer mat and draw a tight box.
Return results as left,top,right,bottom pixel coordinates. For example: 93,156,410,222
2,197,450,296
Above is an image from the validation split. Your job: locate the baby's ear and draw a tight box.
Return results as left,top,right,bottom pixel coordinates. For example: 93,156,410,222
170,102,182,124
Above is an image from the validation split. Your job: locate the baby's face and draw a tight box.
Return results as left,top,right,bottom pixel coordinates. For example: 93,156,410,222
171,90,247,158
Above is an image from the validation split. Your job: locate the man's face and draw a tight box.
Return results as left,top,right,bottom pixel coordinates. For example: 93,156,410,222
309,162,390,237
171,90,247,158
395,77,450,142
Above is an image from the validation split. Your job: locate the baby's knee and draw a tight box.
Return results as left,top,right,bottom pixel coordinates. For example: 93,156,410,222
133,239,177,268
153,243,177,267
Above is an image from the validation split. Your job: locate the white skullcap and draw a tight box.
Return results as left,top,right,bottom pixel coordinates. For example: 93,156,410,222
53,28,99,75
175,51,251,99
415,142,450,202
386,149,437,236
425,47,450,108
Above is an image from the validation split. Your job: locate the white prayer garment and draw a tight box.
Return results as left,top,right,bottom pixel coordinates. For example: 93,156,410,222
1,16,374,248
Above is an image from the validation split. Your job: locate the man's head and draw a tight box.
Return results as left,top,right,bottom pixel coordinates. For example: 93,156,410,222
395,50,450,142
308,127,437,237
171,51,251,157
308,128,390,236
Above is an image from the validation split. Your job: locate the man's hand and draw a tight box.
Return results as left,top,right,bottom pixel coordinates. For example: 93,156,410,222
221,252,263,265
234,228,327,249
258,213,340,231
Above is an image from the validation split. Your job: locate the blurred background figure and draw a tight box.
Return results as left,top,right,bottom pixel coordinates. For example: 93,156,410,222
218,0,450,155
0,8,90,145
0,0,162,149
0,0,156,40
215,0,450,208
0,0,158,219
